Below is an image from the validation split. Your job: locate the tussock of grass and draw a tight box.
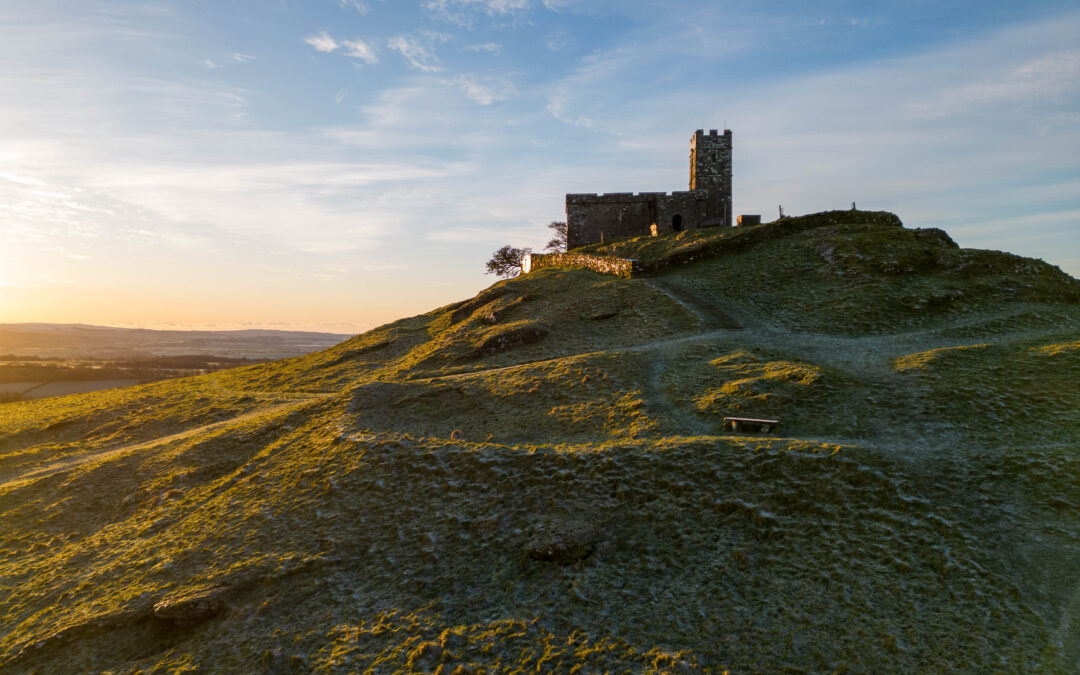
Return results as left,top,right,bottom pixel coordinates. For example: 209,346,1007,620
695,351,821,417
648,343,870,438
1031,340,1080,356
315,610,699,672
893,343,989,372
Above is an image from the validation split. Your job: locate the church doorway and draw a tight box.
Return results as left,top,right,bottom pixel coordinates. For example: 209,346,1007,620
672,214,683,231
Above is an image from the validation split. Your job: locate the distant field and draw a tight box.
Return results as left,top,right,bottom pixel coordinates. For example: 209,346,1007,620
0,323,352,359
0,356,265,403
0,382,36,394
0,324,352,403
3,380,143,400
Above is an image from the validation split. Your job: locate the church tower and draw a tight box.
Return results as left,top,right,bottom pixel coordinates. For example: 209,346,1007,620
689,129,732,227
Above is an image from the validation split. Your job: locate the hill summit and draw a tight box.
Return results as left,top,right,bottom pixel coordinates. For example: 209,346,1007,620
2,211,1079,672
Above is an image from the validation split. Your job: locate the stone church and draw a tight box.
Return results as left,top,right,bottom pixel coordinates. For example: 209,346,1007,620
566,129,733,249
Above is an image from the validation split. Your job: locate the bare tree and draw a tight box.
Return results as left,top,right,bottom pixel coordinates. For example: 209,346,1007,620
544,221,567,253
485,245,531,278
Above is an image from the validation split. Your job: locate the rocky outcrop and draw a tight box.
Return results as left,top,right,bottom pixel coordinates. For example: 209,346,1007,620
523,521,598,564
153,585,230,625
472,325,547,357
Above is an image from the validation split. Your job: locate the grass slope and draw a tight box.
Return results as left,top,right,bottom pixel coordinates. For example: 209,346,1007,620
1,212,1079,673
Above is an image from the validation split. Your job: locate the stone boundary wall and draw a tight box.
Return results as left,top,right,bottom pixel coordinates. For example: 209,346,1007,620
524,211,905,280
642,210,903,274
522,252,643,279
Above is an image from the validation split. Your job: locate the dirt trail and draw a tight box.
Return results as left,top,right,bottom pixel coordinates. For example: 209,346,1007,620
20,279,1058,489
410,329,737,384
645,278,744,330
0,394,328,492
420,278,1044,386
642,276,890,375
639,350,714,437
432,277,1070,451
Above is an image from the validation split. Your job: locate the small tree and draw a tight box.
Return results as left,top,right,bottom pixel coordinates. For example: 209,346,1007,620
544,221,567,253
485,245,530,278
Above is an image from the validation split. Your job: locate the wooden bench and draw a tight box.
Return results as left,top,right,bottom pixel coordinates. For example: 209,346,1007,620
724,417,780,434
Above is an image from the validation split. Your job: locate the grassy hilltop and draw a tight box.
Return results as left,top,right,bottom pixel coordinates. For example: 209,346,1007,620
1,211,1079,672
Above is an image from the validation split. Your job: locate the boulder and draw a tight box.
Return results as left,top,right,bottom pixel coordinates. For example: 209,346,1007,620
524,521,597,564
473,325,548,357
153,585,229,625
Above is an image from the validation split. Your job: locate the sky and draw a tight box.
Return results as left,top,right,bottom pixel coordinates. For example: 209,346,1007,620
1,0,1078,333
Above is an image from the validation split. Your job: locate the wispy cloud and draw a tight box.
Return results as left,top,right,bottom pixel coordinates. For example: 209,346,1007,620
427,223,539,245
909,50,1080,118
321,79,506,151
343,38,379,64
451,74,513,105
846,17,885,29
387,33,449,72
545,29,572,51
483,0,529,10
205,53,257,69
306,32,378,65
425,0,530,27
545,10,756,129
464,42,502,54
337,0,371,13
304,31,339,52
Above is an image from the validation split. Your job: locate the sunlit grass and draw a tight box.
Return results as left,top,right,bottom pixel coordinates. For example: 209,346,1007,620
1,211,1078,672
893,343,989,372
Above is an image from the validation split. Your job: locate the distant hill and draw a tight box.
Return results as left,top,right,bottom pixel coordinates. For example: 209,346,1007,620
1,211,1078,672
0,324,354,359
